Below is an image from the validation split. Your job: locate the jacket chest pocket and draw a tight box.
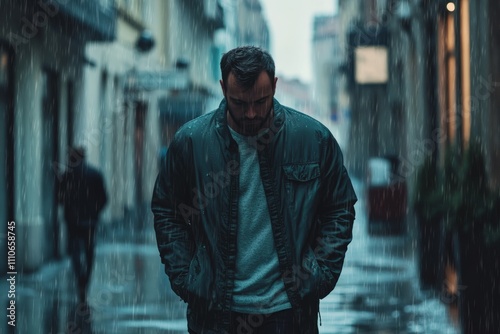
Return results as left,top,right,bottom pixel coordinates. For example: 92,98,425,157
282,163,321,211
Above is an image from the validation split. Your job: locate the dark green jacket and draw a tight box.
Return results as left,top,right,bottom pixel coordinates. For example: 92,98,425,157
151,98,357,333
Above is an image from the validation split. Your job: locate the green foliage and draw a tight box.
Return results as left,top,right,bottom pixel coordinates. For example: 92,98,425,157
441,143,500,245
413,143,500,245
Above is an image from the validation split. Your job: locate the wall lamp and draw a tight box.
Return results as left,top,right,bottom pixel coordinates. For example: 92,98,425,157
446,2,456,12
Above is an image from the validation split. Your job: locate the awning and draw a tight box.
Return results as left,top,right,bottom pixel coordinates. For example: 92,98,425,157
52,0,116,41
125,70,189,92
159,91,207,125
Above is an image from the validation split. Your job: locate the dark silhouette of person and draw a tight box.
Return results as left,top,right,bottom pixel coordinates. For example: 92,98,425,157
58,147,108,301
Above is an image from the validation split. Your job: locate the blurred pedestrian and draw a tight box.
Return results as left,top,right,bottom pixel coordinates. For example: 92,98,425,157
151,46,357,333
58,146,108,302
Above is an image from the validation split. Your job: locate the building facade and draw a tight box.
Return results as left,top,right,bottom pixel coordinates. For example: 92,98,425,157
337,0,500,331
1,0,230,273
311,14,350,150
338,0,500,190
0,0,116,272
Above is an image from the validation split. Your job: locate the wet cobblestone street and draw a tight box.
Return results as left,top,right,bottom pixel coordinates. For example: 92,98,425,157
2,179,459,333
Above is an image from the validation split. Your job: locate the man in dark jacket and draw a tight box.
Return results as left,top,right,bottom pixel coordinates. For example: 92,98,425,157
58,147,108,301
151,46,357,333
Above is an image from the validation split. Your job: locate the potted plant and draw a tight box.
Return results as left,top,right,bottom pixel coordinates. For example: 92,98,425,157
441,143,500,334
413,154,445,290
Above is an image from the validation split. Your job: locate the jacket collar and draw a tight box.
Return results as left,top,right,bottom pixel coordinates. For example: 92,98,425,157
214,98,285,151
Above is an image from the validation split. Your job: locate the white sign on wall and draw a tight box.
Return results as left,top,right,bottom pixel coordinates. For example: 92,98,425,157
355,46,388,84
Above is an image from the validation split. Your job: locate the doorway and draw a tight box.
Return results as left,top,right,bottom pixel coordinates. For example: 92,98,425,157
0,42,15,272
41,68,60,259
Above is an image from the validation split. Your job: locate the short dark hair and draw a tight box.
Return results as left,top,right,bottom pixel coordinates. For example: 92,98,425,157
220,46,275,90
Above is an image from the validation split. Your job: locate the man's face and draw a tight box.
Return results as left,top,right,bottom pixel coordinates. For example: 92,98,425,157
221,71,277,136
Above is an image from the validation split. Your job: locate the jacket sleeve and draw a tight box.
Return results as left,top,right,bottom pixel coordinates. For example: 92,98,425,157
151,136,195,302
314,133,357,299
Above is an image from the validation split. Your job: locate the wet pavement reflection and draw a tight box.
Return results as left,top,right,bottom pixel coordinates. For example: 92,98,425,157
2,179,459,333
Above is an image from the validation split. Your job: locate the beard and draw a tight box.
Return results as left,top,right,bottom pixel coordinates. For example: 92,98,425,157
227,106,273,136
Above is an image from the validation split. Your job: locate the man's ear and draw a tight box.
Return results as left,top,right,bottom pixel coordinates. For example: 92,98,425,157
273,77,278,94
219,79,226,96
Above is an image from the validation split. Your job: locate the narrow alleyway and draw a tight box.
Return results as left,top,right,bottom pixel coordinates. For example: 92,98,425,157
2,179,459,333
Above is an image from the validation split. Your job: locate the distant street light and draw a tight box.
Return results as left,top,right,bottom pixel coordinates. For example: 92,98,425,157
446,2,456,12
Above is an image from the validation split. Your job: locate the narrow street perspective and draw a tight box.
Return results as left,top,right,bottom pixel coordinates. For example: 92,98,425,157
1,179,459,334
2,1,499,333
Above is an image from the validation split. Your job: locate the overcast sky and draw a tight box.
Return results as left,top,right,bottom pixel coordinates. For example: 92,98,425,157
260,0,338,84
